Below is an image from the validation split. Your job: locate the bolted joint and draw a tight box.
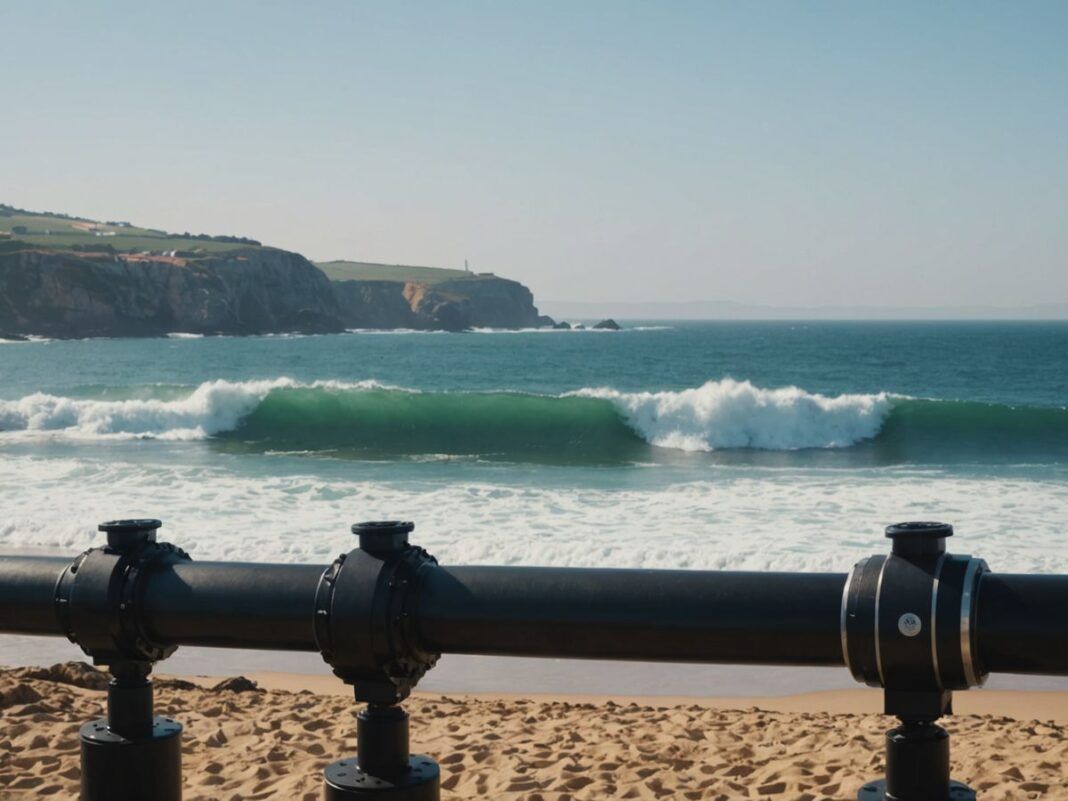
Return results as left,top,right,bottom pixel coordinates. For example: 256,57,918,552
314,521,440,704
841,522,989,718
55,519,191,668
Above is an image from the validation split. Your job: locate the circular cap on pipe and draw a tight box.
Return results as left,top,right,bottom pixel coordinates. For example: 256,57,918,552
98,519,161,550
352,521,414,555
885,522,952,556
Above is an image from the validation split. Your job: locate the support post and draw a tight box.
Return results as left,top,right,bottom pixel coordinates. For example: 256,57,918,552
56,519,189,801
80,661,183,801
858,717,975,801
847,523,979,801
315,521,443,801
324,702,439,800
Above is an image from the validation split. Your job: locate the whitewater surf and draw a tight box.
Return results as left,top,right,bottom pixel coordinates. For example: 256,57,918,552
2,376,1067,465
2,321,1066,570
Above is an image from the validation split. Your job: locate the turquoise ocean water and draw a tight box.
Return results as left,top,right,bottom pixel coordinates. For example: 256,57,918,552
1,321,1067,575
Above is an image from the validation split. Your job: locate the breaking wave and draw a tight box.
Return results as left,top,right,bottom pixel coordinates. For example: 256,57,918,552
1,377,1065,463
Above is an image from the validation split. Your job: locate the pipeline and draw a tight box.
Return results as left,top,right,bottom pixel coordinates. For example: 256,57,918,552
0,518,1065,800
4,548,1065,676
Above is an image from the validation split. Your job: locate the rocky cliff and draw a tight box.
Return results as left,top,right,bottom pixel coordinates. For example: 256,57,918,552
332,280,422,330
0,237,551,338
0,247,345,338
434,276,546,328
0,205,557,337
332,275,550,332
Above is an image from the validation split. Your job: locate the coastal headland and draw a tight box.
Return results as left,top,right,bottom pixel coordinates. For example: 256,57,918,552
0,204,556,338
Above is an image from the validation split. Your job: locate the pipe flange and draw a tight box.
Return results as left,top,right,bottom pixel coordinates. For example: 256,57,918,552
54,549,91,648
842,523,990,699
54,520,190,666
116,542,190,662
314,553,347,666
314,522,440,703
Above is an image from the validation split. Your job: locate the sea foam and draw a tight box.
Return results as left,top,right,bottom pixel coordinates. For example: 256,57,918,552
1,453,1065,574
572,379,891,451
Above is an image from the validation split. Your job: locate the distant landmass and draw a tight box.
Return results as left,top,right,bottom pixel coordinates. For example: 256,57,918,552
543,299,1068,321
319,259,552,332
0,204,553,338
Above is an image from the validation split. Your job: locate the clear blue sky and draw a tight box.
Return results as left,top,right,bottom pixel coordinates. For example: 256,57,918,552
3,2,1066,307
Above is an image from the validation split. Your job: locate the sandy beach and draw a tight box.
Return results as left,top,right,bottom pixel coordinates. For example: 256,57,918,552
0,663,1064,800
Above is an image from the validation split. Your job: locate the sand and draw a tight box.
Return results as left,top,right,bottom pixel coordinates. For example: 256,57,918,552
0,664,1065,800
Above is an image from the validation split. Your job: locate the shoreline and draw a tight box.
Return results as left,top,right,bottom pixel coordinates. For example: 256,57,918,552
6,636,1068,698
4,652,1065,723
166,668,1068,724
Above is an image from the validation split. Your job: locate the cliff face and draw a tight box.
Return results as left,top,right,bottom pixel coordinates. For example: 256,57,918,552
331,273,551,328
0,248,345,338
434,277,544,328
0,245,550,338
403,283,472,331
332,275,549,332
332,280,420,329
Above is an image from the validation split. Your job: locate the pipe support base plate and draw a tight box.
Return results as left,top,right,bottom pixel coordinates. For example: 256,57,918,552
324,755,440,800
857,779,976,800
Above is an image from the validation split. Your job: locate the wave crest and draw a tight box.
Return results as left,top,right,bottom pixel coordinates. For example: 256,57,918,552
571,379,891,451
0,377,894,457
0,379,393,440
5,377,1066,464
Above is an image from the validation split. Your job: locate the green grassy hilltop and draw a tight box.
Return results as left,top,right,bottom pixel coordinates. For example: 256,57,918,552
316,260,476,284
0,207,495,286
0,205,262,254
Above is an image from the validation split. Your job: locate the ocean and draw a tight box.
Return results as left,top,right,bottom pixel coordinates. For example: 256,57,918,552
2,320,1066,579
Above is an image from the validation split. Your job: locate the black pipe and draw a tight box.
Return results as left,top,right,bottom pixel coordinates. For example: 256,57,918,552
0,555,67,635
2,554,1068,677
977,573,1068,676
416,566,847,665
140,561,324,651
